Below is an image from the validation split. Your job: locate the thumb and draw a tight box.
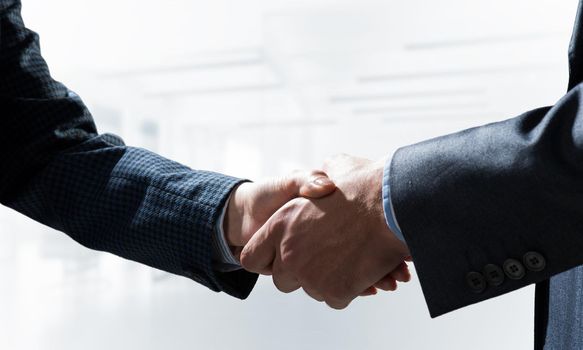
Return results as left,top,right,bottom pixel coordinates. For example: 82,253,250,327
236,171,335,246
240,212,282,275
283,170,336,199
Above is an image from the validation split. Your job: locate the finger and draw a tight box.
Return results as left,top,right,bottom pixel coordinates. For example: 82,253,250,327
389,262,411,283
302,286,325,302
240,216,281,274
272,273,300,293
374,276,398,291
271,254,301,293
325,297,351,310
359,286,378,297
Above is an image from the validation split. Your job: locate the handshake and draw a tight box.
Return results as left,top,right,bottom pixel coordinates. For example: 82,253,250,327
224,154,412,309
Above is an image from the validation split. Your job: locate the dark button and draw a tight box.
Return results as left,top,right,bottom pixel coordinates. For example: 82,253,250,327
503,259,526,280
466,271,487,293
523,251,546,272
483,264,505,286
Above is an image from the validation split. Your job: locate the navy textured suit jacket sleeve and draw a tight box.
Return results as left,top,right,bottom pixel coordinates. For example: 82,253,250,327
389,3,583,317
0,1,258,298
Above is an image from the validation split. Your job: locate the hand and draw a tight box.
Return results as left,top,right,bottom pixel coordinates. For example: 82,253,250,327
240,154,410,309
224,170,337,252
324,155,412,295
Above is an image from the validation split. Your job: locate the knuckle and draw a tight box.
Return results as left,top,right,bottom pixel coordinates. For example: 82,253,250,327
285,286,300,293
279,246,298,270
266,216,283,236
325,298,348,310
304,289,324,302
272,279,287,293
272,261,299,294
280,198,309,223
323,285,354,306
273,280,294,293
272,274,299,294
278,200,299,216
238,250,252,270
265,209,291,238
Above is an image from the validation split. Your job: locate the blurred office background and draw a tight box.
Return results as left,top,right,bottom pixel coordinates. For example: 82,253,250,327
0,0,577,348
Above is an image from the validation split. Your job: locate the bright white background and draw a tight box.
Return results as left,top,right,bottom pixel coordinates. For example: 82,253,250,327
0,0,578,349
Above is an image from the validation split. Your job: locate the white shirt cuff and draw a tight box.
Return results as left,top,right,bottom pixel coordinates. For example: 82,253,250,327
382,154,407,245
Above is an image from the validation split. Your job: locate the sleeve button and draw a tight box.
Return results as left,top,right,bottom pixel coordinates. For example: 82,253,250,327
523,251,546,272
503,258,526,280
483,264,505,286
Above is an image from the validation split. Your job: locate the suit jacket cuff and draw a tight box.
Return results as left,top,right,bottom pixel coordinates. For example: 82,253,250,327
199,176,258,299
211,191,244,271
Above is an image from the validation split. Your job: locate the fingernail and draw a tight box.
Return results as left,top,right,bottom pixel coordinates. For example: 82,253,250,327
313,177,333,186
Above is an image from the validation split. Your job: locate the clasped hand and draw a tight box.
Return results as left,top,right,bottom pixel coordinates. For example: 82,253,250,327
225,154,411,309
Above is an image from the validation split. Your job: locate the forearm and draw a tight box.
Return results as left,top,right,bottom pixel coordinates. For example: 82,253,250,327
390,85,583,317
0,1,258,298
3,129,258,297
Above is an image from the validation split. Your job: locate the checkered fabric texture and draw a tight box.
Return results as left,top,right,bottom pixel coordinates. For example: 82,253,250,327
0,0,258,299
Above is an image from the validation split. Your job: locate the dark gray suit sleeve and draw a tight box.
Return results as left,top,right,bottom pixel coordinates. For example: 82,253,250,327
390,85,583,317
0,0,258,298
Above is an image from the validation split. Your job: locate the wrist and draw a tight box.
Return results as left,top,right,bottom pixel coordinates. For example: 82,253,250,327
224,182,252,247
366,161,409,256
